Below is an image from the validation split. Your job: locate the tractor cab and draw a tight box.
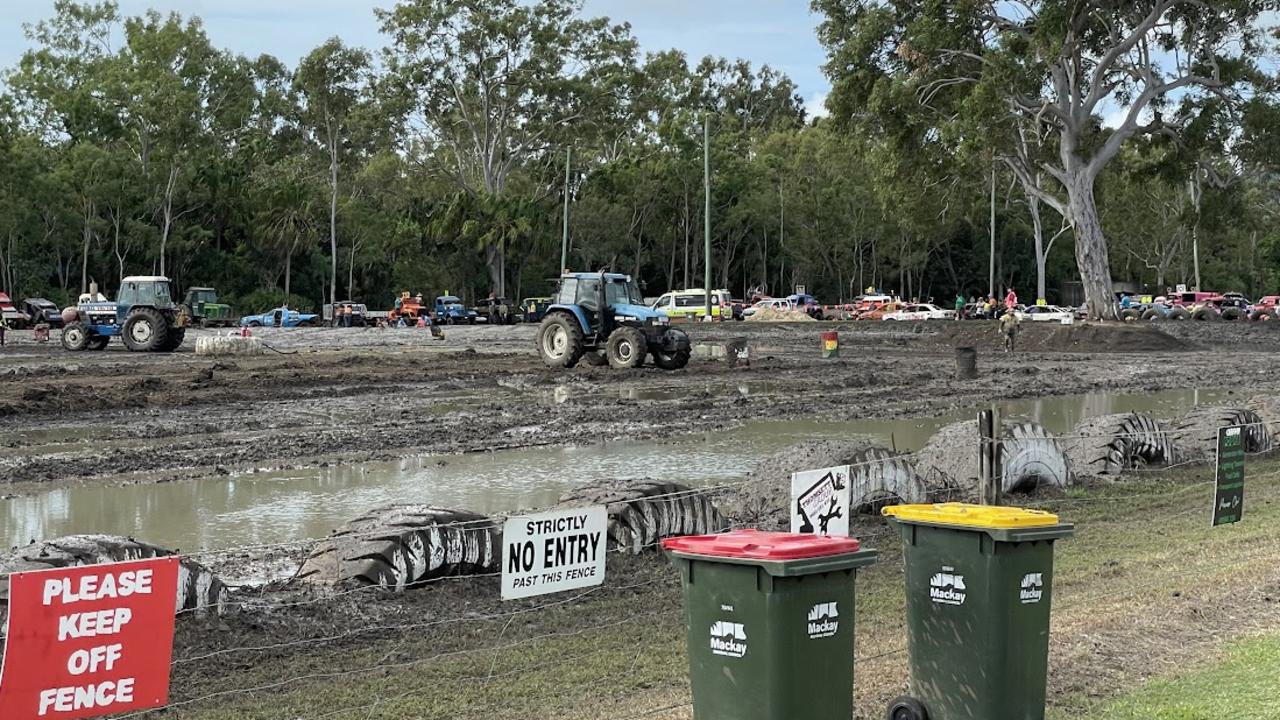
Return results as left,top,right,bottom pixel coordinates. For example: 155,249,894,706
116,276,175,324
537,272,689,370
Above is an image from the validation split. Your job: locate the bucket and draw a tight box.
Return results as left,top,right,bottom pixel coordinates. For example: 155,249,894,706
821,331,839,359
955,346,978,379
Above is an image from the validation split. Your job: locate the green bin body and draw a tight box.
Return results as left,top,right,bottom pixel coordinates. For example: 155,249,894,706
885,505,1074,720
663,530,878,720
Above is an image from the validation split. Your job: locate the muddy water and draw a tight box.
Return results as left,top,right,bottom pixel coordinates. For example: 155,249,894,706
2,388,1230,553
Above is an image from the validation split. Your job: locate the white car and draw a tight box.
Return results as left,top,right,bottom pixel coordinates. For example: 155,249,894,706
1015,305,1073,322
881,303,955,321
742,298,796,317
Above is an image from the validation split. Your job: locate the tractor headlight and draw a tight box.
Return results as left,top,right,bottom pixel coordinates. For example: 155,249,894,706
615,315,638,323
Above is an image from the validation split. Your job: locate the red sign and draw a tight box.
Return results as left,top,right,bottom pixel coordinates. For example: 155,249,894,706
0,558,179,719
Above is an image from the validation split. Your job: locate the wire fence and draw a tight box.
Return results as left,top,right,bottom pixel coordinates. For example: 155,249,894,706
5,414,1280,720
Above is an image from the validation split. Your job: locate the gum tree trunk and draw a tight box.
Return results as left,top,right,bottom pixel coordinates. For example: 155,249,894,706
1065,170,1116,320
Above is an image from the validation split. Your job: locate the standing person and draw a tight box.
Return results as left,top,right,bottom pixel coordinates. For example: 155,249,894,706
999,309,1020,352
954,293,965,320
1005,287,1018,309
1120,293,1132,311
0,315,6,348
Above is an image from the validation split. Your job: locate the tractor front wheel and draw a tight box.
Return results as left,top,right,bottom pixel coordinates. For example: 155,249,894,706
537,313,585,368
652,347,691,370
61,322,90,351
606,327,647,369
121,308,169,352
87,336,110,351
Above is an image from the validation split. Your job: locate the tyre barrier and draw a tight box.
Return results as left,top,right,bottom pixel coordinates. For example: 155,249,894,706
1221,307,1245,322
557,481,727,554
1063,413,1175,478
0,535,228,634
295,506,499,590
846,447,928,512
1166,307,1191,321
195,336,265,356
1172,407,1273,462
1191,307,1220,322
1250,309,1275,322
999,422,1073,492
1141,309,1163,321
915,420,1074,496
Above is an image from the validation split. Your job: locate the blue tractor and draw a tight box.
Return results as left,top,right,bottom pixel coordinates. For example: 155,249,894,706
61,276,186,352
536,272,692,370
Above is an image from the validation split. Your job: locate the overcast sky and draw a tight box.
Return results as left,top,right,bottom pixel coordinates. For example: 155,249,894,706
0,0,833,117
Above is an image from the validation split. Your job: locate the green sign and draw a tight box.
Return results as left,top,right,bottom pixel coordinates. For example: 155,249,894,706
1212,426,1245,526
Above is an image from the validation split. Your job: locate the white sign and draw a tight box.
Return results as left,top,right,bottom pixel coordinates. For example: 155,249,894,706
501,506,607,600
794,285,807,296
790,465,851,537
1176,283,1188,294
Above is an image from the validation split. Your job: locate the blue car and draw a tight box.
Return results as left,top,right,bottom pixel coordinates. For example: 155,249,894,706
239,307,320,328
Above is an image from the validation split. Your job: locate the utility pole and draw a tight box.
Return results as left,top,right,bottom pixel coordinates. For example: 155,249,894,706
988,165,996,298
560,147,571,275
704,115,712,319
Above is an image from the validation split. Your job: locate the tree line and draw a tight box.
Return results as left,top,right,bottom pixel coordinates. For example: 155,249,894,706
2,0,1278,317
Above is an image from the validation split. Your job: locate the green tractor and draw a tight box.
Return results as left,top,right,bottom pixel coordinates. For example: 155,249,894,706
180,287,235,327
61,276,187,352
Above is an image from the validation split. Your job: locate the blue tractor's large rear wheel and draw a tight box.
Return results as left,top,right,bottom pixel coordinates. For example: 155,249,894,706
537,313,585,368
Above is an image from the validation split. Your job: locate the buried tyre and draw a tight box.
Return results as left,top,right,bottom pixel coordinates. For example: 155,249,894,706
121,307,169,352
606,326,647,369
0,535,228,629
557,481,727,554
296,506,498,590
537,313,586,368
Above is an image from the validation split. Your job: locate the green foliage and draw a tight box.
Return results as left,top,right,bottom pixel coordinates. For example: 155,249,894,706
2,0,1279,313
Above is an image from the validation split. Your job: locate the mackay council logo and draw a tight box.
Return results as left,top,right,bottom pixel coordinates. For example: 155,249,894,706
807,602,839,639
929,567,967,605
1020,573,1044,604
709,621,747,658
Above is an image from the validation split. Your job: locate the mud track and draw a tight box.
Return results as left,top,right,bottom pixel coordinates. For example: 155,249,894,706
2,321,1277,497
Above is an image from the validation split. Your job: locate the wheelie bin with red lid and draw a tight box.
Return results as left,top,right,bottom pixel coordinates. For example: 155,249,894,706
662,530,878,720
881,503,1074,720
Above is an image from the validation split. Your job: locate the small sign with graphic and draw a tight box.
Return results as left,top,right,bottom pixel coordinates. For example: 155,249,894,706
806,602,839,639
1019,573,1044,604
1212,426,1245,526
929,566,967,606
791,466,851,537
709,621,747,658
501,506,607,600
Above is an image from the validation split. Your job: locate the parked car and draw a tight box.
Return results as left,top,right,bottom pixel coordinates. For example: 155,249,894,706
0,293,26,328
649,289,730,320
1015,305,1074,322
434,295,478,324
742,297,796,318
787,293,825,320
239,307,320,327
859,302,906,321
881,303,955,321
21,297,64,328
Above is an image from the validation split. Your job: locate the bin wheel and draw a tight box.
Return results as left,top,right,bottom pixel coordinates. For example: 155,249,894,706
886,696,928,720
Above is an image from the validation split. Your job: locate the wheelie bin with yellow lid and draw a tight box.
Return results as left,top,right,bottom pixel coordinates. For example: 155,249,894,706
881,503,1074,720
662,530,878,720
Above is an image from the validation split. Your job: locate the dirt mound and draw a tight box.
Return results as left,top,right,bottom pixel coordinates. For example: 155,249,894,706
941,322,1189,353
746,307,816,322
